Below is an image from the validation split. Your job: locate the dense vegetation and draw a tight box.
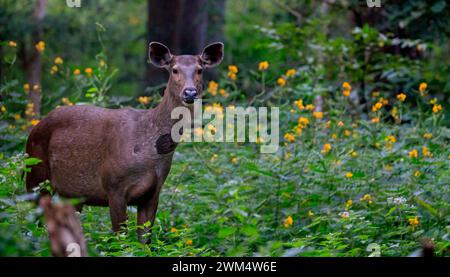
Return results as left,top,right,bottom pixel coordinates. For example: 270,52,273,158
1,0,449,257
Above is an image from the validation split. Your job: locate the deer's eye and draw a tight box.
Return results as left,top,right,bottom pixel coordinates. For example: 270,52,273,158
172,68,179,74
197,69,203,74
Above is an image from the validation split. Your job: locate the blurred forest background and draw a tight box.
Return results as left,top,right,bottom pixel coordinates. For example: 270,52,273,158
1,0,449,121
0,0,449,257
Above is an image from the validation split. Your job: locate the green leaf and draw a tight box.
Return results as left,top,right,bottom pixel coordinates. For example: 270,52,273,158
241,225,258,237
415,197,438,217
243,162,275,177
431,1,446,13
87,87,98,93
218,227,236,238
385,206,397,217
25,157,41,166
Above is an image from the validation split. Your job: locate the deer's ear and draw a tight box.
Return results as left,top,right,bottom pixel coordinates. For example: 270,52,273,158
149,42,173,68
200,42,224,68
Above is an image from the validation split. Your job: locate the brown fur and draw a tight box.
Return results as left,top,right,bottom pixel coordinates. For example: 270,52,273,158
25,42,223,242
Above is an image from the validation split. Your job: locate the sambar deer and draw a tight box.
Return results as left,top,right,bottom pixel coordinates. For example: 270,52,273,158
26,42,224,242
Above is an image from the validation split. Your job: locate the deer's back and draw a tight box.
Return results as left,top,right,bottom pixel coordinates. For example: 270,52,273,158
26,105,156,204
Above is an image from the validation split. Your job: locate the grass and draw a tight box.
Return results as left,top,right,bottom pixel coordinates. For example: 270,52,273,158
0,40,449,256
1,95,449,256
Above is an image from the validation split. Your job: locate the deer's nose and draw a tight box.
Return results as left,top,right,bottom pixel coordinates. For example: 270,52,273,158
182,87,198,103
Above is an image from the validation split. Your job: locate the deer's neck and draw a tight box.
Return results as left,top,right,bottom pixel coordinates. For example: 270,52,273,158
149,88,188,134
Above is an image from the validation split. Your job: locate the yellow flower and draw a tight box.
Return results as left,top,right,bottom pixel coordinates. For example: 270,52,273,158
371,117,380,123
414,171,421,177
345,199,353,209
227,72,237,80
54,57,63,65
284,133,295,143
286,69,296,77
422,146,432,157
84,67,93,76
231,157,238,164
297,117,309,128
337,121,344,127
307,210,314,217
283,215,293,228
408,216,419,227
32,84,40,91
372,102,383,112
25,103,35,116
14,114,21,120
35,41,45,53
61,97,73,106
170,227,178,233
294,99,305,110
423,133,433,139
313,111,323,119
408,149,418,159
228,65,238,74
350,151,358,157
138,96,151,105
208,80,218,96
99,59,106,68
396,93,406,102
419,83,427,93
73,68,81,75
293,125,302,135
344,130,351,137
185,239,193,245
277,77,286,87
50,65,58,75
23,83,30,92
8,41,17,47
258,61,269,71
345,172,353,178
1,106,6,113
372,91,380,98
30,119,40,126
342,82,352,97
360,194,373,204
331,133,337,139
321,143,331,154
386,135,396,143
305,104,315,111
432,104,442,113
429,98,437,105
342,82,352,90
219,89,229,98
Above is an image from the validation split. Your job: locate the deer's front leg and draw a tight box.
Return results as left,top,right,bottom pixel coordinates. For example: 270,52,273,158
137,185,162,243
108,194,128,232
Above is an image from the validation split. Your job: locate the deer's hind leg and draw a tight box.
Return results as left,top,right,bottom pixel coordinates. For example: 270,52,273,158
108,194,128,232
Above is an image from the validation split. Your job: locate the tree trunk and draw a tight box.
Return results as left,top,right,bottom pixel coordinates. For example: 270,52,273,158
25,0,46,120
145,0,225,92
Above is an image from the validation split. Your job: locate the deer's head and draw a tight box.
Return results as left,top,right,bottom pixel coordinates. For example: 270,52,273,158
149,42,224,105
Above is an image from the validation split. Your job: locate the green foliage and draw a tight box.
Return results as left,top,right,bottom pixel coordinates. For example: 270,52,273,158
0,0,449,257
